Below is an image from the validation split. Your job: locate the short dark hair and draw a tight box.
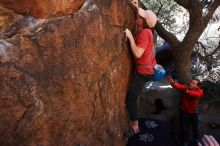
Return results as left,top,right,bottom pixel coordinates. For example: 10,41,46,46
193,77,202,87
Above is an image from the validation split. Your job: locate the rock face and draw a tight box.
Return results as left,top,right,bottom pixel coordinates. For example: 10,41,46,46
0,0,135,145
138,80,180,119
0,6,23,31
138,80,181,142
0,0,84,18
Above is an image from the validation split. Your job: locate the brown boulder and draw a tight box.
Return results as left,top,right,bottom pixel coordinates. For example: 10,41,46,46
0,6,23,32
0,0,84,19
139,80,180,119
0,0,135,145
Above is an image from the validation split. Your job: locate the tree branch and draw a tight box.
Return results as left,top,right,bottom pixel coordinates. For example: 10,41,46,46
140,2,181,48
207,43,220,58
196,41,220,58
155,22,181,48
204,0,220,24
174,0,190,10
188,0,203,18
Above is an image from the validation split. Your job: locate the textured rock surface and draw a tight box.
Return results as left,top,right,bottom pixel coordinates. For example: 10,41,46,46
0,6,23,31
0,0,84,19
138,80,181,143
138,80,180,118
0,0,135,145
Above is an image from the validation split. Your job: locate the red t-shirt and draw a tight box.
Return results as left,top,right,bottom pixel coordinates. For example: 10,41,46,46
134,28,156,75
171,82,203,113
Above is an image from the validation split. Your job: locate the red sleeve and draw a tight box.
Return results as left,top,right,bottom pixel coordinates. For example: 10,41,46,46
187,89,203,99
136,29,150,50
171,82,187,91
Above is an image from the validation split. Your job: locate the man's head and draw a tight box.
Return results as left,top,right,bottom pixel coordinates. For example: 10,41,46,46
137,9,157,28
189,78,200,90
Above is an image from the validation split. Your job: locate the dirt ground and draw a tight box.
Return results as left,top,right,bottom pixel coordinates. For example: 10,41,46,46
139,81,220,144
199,100,220,141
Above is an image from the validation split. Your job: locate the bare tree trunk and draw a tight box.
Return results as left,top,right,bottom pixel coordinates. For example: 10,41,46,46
174,49,192,84
153,0,220,84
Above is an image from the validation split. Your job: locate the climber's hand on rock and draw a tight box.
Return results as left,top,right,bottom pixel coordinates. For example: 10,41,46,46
129,0,139,9
125,29,132,40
